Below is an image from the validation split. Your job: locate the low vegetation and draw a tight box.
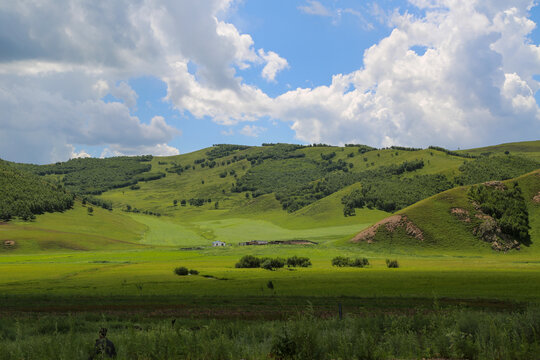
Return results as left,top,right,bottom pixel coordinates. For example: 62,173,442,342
236,255,311,270
1,308,538,360
174,267,199,276
386,259,400,268
331,256,370,267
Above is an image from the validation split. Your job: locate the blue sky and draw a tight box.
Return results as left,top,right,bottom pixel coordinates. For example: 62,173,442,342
1,1,540,163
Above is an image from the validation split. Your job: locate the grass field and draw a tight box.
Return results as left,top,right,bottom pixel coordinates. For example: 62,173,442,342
1,142,539,358
2,307,539,359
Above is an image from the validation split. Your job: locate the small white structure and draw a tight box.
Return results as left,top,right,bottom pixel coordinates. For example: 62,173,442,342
212,240,226,247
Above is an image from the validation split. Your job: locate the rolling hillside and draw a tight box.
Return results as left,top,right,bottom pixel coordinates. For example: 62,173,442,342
351,169,540,255
1,141,539,253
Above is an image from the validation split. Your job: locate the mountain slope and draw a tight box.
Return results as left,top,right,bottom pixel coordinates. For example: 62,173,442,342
351,169,540,254
0,202,148,253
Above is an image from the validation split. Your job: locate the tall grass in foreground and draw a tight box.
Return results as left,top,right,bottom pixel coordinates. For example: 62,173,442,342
0,307,539,359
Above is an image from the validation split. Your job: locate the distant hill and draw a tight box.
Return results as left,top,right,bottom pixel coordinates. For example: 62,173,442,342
2,141,539,253
351,169,540,254
458,140,540,162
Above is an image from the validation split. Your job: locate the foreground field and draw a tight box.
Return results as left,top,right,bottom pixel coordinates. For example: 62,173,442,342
1,308,539,360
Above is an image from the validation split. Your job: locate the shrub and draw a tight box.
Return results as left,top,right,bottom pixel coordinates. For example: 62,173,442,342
331,256,351,267
332,256,369,267
350,257,369,267
188,269,199,275
261,257,285,270
174,266,189,276
287,256,312,267
235,255,261,268
386,259,399,268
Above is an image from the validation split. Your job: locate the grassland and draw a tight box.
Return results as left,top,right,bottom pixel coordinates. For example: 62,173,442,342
1,142,539,358
2,307,539,360
1,143,539,308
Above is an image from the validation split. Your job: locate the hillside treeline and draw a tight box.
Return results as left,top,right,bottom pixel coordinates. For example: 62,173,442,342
233,157,426,212
279,160,428,212
16,156,162,195
0,160,74,221
342,174,452,214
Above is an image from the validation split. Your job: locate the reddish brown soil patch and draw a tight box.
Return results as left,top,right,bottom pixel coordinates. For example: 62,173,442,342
533,191,540,204
3,240,15,247
351,215,423,243
483,181,506,190
451,208,470,222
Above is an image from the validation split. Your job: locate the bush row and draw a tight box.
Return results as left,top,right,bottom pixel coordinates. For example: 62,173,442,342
331,256,370,267
235,255,311,270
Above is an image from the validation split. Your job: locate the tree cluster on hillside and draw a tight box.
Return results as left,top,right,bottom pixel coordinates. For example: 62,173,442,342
428,146,478,159
245,143,306,166
455,155,539,186
341,174,452,214
389,146,423,152
232,158,324,199
206,144,251,160
468,182,530,244
344,144,377,153
166,163,191,175
15,156,161,195
82,196,112,211
0,160,74,221
277,160,426,212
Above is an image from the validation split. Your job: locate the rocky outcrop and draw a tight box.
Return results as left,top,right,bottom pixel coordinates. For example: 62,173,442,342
351,215,423,243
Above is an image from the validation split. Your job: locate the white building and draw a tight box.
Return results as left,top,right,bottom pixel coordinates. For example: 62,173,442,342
212,240,226,247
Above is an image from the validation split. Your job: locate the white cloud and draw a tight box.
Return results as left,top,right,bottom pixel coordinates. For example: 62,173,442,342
240,125,266,137
270,0,540,148
101,143,180,157
69,146,91,159
258,49,289,82
0,0,286,163
110,82,138,109
1,0,539,163
298,1,333,17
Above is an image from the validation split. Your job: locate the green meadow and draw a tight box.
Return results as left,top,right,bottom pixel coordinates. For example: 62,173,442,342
1,142,540,358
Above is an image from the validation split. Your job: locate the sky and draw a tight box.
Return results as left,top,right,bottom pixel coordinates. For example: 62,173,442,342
1,0,540,164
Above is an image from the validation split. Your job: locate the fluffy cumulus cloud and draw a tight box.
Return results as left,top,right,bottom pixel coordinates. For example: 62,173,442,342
258,50,289,82
2,0,540,164
275,0,540,148
0,0,287,163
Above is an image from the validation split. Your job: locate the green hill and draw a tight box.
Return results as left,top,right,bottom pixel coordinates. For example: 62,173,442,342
351,169,540,255
0,201,147,253
2,141,539,253
458,140,540,162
